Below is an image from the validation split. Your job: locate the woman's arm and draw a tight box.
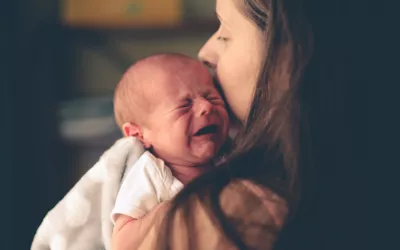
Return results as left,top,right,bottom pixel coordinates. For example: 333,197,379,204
112,180,287,250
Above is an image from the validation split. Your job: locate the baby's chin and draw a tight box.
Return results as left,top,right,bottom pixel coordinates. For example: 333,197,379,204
190,142,222,164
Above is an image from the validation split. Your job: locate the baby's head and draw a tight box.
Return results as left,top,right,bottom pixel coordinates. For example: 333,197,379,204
114,54,229,167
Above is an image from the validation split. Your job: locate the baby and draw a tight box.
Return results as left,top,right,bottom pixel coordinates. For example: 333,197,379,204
30,53,229,250
111,53,230,224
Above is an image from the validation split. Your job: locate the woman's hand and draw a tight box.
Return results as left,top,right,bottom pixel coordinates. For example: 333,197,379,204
112,202,170,250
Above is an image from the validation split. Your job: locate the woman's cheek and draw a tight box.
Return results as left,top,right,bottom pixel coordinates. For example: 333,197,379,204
222,74,252,121
216,71,239,120
225,90,246,122
181,113,192,138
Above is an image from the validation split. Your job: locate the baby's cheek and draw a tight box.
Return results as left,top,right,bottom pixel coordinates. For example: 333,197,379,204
218,110,229,133
168,120,191,149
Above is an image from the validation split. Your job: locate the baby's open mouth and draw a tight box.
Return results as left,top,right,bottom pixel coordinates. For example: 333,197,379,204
194,125,218,136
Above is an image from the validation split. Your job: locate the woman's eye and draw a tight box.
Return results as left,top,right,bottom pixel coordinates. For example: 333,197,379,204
217,36,229,42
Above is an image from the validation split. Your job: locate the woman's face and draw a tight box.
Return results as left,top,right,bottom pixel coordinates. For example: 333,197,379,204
199,0,264,123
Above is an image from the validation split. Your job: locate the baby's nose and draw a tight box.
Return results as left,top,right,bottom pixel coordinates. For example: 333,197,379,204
197,98,213,117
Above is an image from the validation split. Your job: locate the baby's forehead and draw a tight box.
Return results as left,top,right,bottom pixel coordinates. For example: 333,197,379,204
132,57,209,88
122,55,214,107
141,57,205,79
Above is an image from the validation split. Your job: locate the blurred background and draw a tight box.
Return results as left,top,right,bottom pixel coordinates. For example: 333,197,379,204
3,0,218,248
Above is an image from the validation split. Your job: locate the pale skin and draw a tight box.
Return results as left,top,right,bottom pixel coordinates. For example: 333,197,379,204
112,0,288,249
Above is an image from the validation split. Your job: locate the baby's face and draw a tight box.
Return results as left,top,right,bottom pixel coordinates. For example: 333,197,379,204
143,64,229,167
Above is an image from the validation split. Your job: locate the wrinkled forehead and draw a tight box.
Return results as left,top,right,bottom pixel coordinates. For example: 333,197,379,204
127,58,214,106
169,61,212,84
152,60,212,89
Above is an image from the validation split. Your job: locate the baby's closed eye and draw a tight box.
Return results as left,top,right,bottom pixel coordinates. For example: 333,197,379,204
206,95,225,106
178,101,192,109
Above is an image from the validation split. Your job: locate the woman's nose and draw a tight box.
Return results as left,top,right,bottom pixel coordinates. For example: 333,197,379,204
198,34,218,69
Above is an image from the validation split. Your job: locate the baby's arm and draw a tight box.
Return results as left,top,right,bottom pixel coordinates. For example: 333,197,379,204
110,152,183,223
114,214,136,232
112,202,170,250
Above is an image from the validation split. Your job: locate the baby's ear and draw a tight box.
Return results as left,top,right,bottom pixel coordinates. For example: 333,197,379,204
122,122,152,149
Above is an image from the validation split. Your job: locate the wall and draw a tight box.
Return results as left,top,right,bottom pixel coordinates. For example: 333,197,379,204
74,35,210,95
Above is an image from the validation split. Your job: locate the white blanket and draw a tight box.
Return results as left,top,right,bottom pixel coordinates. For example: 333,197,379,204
31,137,145,250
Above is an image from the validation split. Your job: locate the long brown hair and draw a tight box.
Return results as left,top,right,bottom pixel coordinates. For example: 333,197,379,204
156,0,345,249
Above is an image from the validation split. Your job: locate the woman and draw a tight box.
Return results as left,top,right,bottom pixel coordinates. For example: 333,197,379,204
113,0,354,249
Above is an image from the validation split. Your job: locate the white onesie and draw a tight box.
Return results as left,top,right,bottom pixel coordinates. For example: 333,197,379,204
111,151,183,223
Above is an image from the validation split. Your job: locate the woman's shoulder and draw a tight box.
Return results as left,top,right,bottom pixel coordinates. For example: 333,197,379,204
124,179,288,250
221,180,288,226
166,179,288,250
219,180,288,248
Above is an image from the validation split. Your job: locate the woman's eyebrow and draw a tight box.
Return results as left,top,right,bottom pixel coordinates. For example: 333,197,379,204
215,11,232,28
